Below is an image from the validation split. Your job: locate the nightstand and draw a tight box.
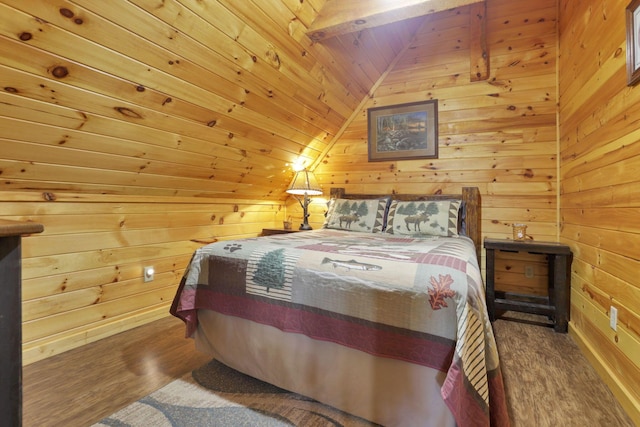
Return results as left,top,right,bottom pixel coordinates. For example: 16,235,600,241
261,228,301,236
484,238,572,332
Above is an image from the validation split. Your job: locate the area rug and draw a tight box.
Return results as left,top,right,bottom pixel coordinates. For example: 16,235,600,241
93,359,378,426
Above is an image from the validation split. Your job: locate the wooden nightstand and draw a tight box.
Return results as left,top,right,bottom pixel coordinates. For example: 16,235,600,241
484,238,572,333
261,228,301,236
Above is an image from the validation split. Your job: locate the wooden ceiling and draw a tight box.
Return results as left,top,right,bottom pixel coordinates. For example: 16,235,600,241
308,0,482,41
0,0,482,199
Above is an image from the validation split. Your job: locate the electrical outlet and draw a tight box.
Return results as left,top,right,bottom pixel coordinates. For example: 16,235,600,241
610,306,617,331
143,266,155,282
524,265,534,279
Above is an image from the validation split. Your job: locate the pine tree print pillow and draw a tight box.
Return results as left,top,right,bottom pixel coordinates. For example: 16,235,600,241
385,199,461,237
323,197,390,233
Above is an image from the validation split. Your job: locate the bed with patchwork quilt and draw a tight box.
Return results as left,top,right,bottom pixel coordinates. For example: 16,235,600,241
171,187,510,427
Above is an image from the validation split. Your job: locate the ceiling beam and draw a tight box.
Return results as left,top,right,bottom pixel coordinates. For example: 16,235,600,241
309,18,431,172
307,0,484,42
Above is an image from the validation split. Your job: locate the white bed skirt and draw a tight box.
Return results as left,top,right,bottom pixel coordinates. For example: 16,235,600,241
194,309,456,427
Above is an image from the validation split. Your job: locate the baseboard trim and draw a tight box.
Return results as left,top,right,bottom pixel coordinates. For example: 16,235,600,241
569,322,640,426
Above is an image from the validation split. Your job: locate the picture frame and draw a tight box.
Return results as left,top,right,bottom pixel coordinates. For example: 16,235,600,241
367,99,438,162
626,0,640,86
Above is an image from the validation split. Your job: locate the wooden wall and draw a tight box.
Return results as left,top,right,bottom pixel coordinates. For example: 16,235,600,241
2,0,637,421
314,0,559,294
1,0,432,364
1,0,434,364
6,192,284,364
0,0,355,364
559,0,640,422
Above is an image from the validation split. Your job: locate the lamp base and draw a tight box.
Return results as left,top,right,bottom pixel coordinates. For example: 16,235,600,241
299,223,313,230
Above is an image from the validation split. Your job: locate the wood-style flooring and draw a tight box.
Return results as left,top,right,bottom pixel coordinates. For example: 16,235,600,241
22,314,635,427
22,316,210,427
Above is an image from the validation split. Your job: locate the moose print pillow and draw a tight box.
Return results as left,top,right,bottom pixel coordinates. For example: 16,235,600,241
385,199,461,237
323,197,391,233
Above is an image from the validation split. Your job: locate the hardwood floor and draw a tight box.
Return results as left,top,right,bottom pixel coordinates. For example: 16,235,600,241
23,313,635,427
22,315,210,427
493,312,635,427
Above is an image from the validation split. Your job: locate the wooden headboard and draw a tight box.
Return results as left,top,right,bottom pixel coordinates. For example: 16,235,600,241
329,187,481,264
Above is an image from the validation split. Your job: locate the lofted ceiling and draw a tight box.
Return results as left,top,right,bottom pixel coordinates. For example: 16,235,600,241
307,0,482,41
0,0,482,199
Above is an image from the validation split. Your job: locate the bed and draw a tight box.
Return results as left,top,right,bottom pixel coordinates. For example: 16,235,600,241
171,187,510,427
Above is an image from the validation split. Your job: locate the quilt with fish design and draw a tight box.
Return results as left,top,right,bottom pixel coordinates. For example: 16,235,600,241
171,229,509,427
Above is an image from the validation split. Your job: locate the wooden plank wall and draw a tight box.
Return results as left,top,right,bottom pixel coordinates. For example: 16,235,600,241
2,0,347,364
558,0,640,422
3,192,284,364
314,0,559,295
0,0,329,179
0,0,424,362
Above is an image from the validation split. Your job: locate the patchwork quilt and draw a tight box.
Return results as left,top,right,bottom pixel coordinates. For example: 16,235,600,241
171,229,509,427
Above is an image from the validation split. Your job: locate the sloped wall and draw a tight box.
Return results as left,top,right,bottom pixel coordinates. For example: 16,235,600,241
558,0,640,422
0,0,320,363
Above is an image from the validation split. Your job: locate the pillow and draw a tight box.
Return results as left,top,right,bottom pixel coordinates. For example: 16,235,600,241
458,200,467,236
323,197,391,233
385,199,461,237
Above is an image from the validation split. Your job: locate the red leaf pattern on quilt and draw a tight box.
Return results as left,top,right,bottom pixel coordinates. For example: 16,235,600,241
428,274,456,310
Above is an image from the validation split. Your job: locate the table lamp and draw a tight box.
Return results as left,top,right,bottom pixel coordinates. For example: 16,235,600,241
285,169,322,230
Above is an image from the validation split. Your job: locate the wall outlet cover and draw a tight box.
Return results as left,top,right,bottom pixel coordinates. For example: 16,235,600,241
144,266,155,282
610,306,617,331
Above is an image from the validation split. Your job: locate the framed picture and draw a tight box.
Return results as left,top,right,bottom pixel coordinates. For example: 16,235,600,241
367,99,438,162
626,0,640,85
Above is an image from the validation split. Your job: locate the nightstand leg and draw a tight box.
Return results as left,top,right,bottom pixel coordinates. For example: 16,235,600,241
485,247,496,322
553,254,570,333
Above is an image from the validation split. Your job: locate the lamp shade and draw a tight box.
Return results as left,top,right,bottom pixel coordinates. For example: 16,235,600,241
286,170,322,196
